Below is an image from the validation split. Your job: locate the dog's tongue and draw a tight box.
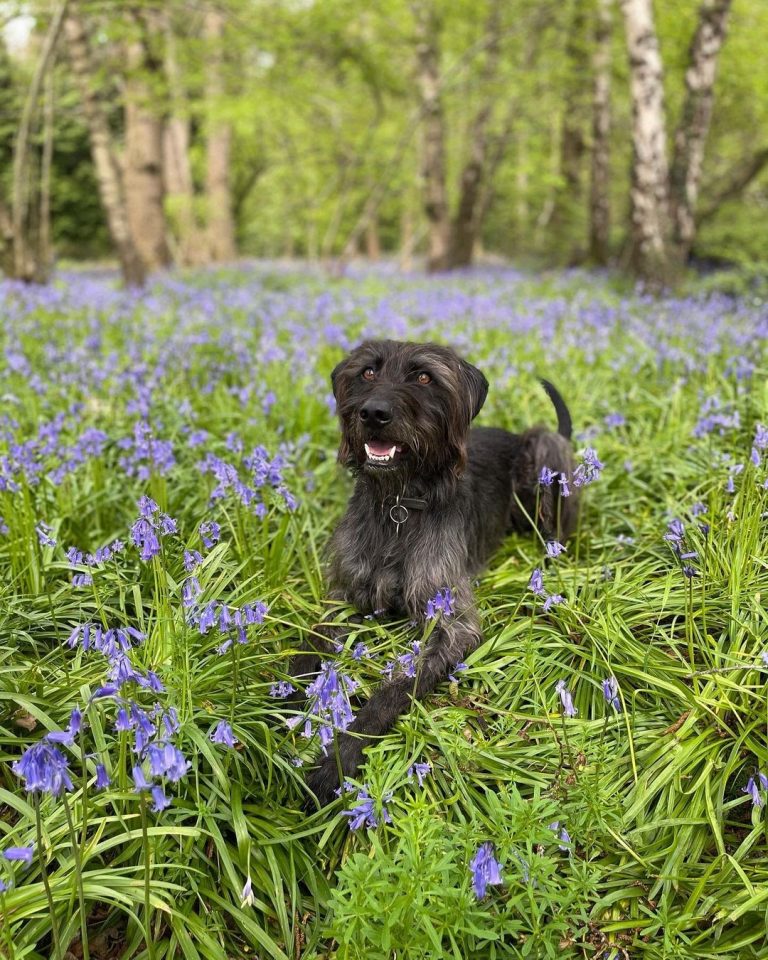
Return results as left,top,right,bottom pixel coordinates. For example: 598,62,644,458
367,441,394,457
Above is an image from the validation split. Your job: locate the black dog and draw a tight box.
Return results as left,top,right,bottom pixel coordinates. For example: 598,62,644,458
293,339,578,806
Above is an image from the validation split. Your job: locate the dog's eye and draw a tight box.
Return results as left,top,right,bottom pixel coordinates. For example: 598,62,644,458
362,368,376,381
417,372,432,385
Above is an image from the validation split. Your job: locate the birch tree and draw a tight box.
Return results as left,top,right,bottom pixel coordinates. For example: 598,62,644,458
589,0,612,265
63,3,145,286
124,9,172,271
668,0,732,261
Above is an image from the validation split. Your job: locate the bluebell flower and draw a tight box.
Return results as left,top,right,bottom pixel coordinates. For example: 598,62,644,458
528,568,545,596
549,821,571,851
2,846,34,865
342,787,391,831
132,765,151,792
150,785,171,813
351,642,369,660
270,681,295,698
602,676,621,712
407,762,432,786
12,742,74,796
469,842,502,899
558,472,571,497
545,540,565,558
46,707,82,746
95,764,111,789
555,679,577,717
743,776,763,807
448,661,467,682
36,521,56,547
210,720,238,747
542,593,564,612
425,588,455,619
199,520,221,548
539,466,555,486
183,549,203,572
241,876,255,907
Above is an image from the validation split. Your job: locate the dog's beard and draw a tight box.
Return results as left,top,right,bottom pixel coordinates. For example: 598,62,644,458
340,416,461,486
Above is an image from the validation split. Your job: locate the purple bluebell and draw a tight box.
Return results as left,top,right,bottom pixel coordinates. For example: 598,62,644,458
545,540,565,558
408,762,432,786
199,520,221,548
270,681,295,698
342,787,391,831
555,679,577,717
35,521,56,547
743,776,763,807
528,568,545,596
2,846,34,865
602,676,621,712
211,720,238,747
241,876,255,907
46,707,82,746
150,785,171,812
469,842,502,899
549,821,571,851
12,742,74,796
539,466,555,486
425,588,455,619
95,764,111,789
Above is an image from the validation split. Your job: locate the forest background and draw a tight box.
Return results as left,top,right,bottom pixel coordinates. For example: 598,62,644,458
1,0,767,287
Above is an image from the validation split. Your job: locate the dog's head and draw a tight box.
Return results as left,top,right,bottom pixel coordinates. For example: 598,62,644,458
330,339,488,478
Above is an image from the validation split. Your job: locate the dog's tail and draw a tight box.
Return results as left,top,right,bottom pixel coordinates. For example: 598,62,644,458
539,379,573,440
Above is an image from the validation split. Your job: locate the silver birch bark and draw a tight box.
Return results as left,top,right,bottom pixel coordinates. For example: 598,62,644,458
621,0,670,284
63,5,145,286
589,0,612,265
669,0,732,261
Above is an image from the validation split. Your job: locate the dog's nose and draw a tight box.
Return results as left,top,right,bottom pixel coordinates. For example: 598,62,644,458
359,399,393,425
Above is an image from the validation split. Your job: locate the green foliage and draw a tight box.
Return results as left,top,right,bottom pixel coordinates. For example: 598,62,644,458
1,264,768,958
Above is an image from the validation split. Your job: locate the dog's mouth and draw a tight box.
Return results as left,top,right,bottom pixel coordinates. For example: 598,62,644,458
363,440,406,466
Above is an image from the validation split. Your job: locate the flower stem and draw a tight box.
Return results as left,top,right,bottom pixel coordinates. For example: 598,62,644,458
35,795,62,960
140,795,156,960
62,793,90,960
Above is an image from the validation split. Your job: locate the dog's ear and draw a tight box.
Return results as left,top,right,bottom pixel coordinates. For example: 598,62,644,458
460,359,489,422
330,358,347,400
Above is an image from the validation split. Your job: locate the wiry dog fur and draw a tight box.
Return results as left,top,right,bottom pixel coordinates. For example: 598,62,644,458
292,339,578,806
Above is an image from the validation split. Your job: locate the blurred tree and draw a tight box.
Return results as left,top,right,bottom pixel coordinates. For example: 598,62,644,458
63,1,145,285
124,5,172,270
588,0,613,265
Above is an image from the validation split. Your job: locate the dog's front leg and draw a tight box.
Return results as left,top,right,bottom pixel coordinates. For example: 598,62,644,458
305,584,482,807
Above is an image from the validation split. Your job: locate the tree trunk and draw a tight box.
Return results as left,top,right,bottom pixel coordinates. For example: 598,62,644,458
64,5,145,286
413,2,450,272
589,0,613,265
444,0,502,269
124,11,172,271
34,68,55,283
621,0,670,285
668,0,732,262
550,0,590,259
12,0,68,282
162,14,201,266
203,8,236,262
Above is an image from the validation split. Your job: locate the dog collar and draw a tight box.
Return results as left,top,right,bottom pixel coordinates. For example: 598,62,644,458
384,494,427,535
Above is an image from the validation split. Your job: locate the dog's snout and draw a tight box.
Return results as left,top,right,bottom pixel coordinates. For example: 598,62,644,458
359,398,393,426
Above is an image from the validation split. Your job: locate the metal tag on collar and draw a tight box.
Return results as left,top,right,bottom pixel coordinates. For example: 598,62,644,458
389,495,409,536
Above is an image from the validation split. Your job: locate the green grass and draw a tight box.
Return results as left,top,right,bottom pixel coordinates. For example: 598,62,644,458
0,264,767,959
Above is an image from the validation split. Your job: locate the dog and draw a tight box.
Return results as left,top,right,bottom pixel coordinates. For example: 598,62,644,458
292,339,578,807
